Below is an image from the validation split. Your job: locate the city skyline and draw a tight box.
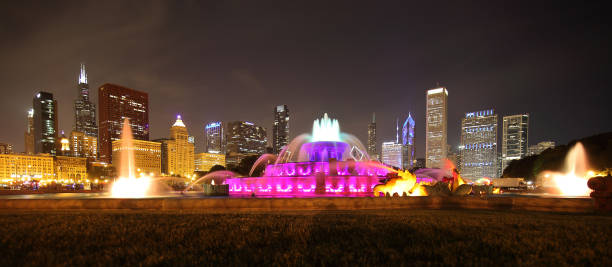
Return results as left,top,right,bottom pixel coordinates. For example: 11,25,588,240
0,1,611,158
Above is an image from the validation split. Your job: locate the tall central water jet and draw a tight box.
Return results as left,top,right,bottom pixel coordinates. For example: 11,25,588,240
111,118,152,198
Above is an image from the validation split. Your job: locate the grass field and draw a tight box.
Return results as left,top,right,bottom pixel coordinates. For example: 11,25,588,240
0,209,610,266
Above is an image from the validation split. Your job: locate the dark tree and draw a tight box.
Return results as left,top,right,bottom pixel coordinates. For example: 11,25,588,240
209,165,226,173
502,132,612,181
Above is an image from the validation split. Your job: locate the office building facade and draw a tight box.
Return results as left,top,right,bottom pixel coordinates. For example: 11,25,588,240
161,115,194,177
112,139,161,175
225,121,267,155
0,154,55,181
33,92,58,155
381,141,403,168
205,122,224,154
425,87,448,168
73,64,97,137
501,114,529,172
272,105,290,154
367,113,378,160
98,83,149,163
0,143,12,154
24,108,35,154
528,141,556,156
69,131,98,159
460,109,498,180
195,152,226,172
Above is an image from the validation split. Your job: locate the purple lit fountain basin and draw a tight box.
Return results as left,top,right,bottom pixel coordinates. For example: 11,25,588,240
225,176,382,197
263,161,390,177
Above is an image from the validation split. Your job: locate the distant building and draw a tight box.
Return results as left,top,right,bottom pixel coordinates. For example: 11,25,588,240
205,122,224,154
501,114,529,173
381,141,402,168
0,154,55,181
98,83,149,163
69,131,98,159
58,132,70,156
112,139,161,175
225,121,267,156
401,114,415,169
24,108,34,154
367,113,378,160
272,105,290,154
195,152,226,172
55,156,87,182
528,141,556,156
460,109,498,180
157,115,194,177
0,143,12,154
73,64,97,137
414,158,426,169
426,86,448,168
33,91,58,155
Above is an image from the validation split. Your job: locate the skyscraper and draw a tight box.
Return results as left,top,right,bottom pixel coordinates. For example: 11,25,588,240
401,113,415,169
0,143,12,154
205,122,224,154
161,115,195,177
69,131,97,159
501,114,529,173
460,109,498,180
272,105,290,154
367,113,377,160
225,121,267,155
73,64,97,137
527,141,555,156
381,141,402,168
24,108,34,154
33,92,58,155
426,86,448,168
98,83,149,163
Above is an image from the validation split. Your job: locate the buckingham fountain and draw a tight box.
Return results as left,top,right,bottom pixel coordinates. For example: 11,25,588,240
224,113,392,197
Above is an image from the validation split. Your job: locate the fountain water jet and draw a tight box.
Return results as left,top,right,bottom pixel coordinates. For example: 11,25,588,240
541,142,592,196
110,118,152,198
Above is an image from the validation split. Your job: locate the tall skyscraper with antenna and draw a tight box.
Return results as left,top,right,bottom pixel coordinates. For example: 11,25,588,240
74,63,97,137
367,113,378,160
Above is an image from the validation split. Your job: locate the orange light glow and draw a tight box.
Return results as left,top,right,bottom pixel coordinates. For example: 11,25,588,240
373,170,428,197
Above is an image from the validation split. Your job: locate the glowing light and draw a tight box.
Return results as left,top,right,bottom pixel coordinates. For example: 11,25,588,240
111,176,151,198
172,115,186,127
427,87,447,95
541,143,592,196
373,170,428,197
311,113,341,142
110,118,153,198
78,63,87,84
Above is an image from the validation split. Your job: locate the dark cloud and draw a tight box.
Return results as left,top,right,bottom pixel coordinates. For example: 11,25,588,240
0,0,610,156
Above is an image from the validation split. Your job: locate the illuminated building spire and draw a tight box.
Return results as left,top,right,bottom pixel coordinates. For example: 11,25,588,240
396,118,399,144
173,115,186,127
79,63,87,84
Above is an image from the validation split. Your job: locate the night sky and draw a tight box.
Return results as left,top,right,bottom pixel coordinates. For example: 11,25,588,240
1,1,610,157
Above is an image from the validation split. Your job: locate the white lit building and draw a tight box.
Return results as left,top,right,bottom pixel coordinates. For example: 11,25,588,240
426,87,448,168
460,109,498,180
501,114,529,172
382,141,402,169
